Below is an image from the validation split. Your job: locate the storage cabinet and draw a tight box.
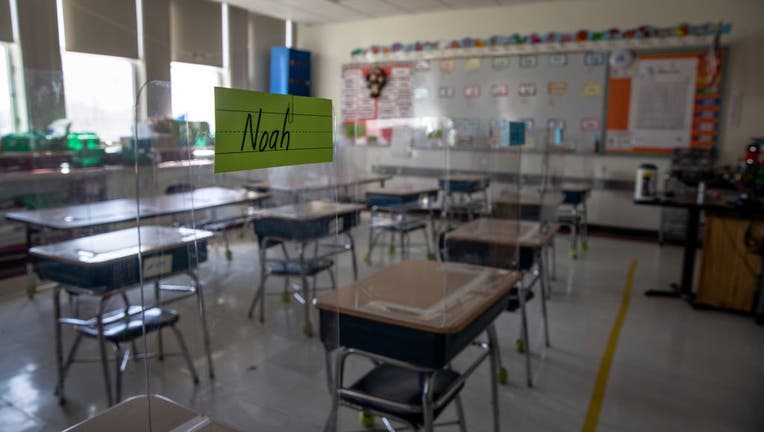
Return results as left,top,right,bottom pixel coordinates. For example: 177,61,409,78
270,47,311,96
697,215,760,312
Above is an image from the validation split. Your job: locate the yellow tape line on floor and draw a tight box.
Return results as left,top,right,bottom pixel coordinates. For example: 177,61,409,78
582,259,638,432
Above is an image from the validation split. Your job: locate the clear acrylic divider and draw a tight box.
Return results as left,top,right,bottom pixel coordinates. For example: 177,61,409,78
131,80,353,429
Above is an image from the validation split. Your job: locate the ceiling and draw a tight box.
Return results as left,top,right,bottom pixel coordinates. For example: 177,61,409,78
221,0,561,25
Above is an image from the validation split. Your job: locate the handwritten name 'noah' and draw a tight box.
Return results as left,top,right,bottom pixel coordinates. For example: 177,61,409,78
240,107,290,152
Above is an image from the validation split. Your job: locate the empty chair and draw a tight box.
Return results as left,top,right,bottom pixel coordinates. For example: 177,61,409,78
438,230,544,387
58,305,198,405
365,206,432,264
326,348,468,432
247,235,336,336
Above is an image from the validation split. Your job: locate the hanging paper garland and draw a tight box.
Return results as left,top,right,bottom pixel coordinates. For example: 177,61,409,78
349,22,731,58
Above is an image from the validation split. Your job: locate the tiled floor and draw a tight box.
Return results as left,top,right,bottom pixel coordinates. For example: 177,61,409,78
0,220,762,431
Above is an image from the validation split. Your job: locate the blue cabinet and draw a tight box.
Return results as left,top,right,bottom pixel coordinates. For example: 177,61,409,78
270,47,311,96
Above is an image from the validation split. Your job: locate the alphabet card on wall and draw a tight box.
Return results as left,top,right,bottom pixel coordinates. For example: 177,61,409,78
214,88,333,173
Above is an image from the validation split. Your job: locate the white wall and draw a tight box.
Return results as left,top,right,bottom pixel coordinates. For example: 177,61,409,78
297,0,764,230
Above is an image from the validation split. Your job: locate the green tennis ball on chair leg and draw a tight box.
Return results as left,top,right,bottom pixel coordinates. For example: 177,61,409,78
515,338,525,353
302,321,313,337
497,367,508,384
359,412,375,428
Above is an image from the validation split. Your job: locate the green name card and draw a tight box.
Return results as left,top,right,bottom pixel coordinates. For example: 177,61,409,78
214,87,333,173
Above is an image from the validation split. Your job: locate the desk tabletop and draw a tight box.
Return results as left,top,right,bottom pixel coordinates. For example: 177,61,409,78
561,183,593,193
493,191,564,206
63,394,238,432
30,226,213,266
315,260,521,334
5,187,268,229
365,185,439,196
447,218,559,248
439,175,489,183
254,200,365,221
266,174,392,193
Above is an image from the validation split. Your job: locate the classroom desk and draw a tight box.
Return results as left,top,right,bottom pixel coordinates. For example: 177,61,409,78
492,191,565,220
63,394,239,432
560,183,592,257
316,260,522,432
6,187,268,297
444,218,558,386
246,174,392,203
439,175,491,223
365,185,439,208
252,201,365,336
634,193,764,304
365,185,439,261
30,226,215,405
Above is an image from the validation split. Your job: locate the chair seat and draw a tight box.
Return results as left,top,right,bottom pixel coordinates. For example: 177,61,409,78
342,364,463,426
507,287,535,312
268,258,334,276
379,219,427,233
76,306,179,344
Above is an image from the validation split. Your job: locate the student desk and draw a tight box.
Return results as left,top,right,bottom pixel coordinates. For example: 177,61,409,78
6,187,269,297
252,201,365,336
439,175,490,222
63,394,239,432
560,183,592,257
30,226,215,405
316,260,522,432
248,174,392,203
364,185,439,261
492,191,565,220
444,218,558,386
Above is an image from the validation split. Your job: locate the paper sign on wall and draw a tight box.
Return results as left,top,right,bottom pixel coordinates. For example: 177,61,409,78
214,88,333,173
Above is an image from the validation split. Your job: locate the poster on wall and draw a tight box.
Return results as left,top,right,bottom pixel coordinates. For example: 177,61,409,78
342,51,608,151
342,64,412,145
605,52,723,154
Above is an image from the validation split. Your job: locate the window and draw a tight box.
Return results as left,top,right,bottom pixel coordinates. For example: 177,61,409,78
171,61,223,131
60,51,135,142
0,43,13,135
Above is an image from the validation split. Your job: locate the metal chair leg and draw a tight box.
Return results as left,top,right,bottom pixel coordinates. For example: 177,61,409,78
346,232,358,281
518,281,532,388
486,324,500,432
54,286,65,403
171,325,200,384
114,343,123,404
454,394,468,432
421,372,436,432
537,252,551,348
96,300,113,405
191,272,215,379
323,348,334,395
154,281,164,361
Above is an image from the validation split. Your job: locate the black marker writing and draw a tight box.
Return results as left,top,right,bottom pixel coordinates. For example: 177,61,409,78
240,106,291,152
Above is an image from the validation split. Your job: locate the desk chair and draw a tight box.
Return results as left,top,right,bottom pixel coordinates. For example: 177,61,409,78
57,305,198,405
438,232,546,387
247,235,336,336
558,191,589,259
165,184,252,261
326,348,468,432
365,206,432,264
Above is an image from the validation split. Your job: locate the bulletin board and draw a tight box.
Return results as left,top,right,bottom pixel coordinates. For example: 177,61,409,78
342,52,609,151
605,50,724,154
342,48,723,155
